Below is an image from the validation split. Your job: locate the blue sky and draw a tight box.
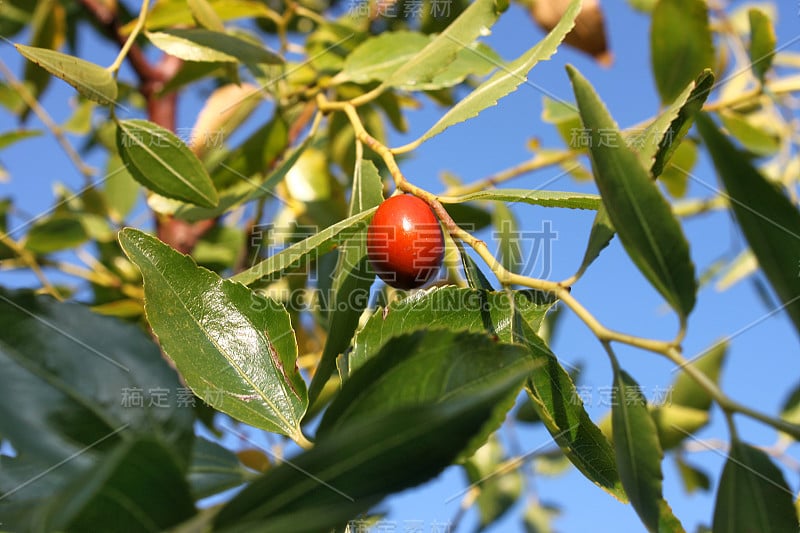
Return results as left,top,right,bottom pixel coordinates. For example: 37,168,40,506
1,1,799,531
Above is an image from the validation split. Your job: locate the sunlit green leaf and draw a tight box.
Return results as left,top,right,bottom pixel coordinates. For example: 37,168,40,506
146,28,282,65
118,229,308,443
416,0,581,144
24,215,87,254
568,65,697,318
675,456,710,494
650,0,714,103
696,113,800,338
670,339,727,411
749,8,776,83
464,435,522,531
443,189,601,210
116,119,218,208
231,208,375,286
15,44,118,105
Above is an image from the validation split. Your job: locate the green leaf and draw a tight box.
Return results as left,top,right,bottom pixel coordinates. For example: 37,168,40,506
382,0,500,89
339,31,501,90
493,201,519,273
464,435,523,531
0,289,194,528
339,31,429,84
659,139,697,198
712,441,798,532
24,215,88,254
306,159,383,408
571,205,615,280
319,329,532,440
146,28,282,65
168,119,301,223
612,369,681,532
517,320,626,502
650,0,714,104
443,189,601,210
670,339,727,411
650,404,709,450
121,0,276,33
642,70,714,178
14,44,118,105
568,65,697,319
457,241,495,290
116,119,218,208
38,438,196,532
214,369,522,531
675,456,711,494
104,154,141,222
231,208,376,286
348,287,554,375
118,228,308,443
0,129,42,150
696,113,800,338
748,9,776,83
719,110,780,156
188,438,249,500
415,0,581,145
188,0,226,31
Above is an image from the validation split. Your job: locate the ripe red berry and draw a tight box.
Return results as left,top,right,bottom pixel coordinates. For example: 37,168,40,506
366,194,444,290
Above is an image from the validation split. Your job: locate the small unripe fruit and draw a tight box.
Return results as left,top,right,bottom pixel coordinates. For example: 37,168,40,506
366,194,444,290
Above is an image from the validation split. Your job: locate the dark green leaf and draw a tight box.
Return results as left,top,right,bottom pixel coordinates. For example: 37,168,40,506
348,287,554,375
646,70,714,178
319,329,532,440
712,441,798,532
444,202,493,231
568,65,697,319
612,369,681,532
417,0,581,144
306,160,382,408
118,229,308,443
650,0,714,104
24,215,87,254
748,9,776,83
458,241,495,290
518,320,626,502
214,367,524,531
0,289,194,528
146,28,282,65
231,209,375,286
696,113,800,338
571,205,615,280
116,119,218,208
15,44,118,105
39,438,196,532
443,189,601,210
189,438,249,500
670,339,727,411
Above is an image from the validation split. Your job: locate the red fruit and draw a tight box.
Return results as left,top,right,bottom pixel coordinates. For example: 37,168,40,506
367,194,444,290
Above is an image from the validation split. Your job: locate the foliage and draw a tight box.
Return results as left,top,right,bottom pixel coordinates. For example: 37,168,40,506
1,0,799,531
